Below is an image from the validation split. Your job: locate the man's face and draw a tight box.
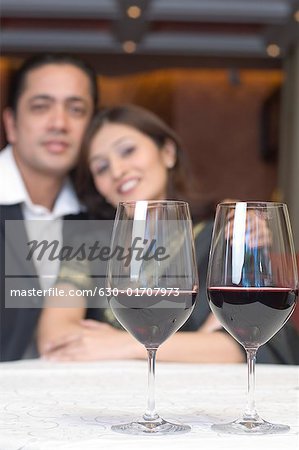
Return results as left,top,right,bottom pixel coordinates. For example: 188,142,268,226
4,63,94,178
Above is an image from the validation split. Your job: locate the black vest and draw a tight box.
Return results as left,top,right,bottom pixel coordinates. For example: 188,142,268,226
0,204,95,361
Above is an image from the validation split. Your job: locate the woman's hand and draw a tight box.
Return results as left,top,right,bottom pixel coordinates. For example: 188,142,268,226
41,320,145,362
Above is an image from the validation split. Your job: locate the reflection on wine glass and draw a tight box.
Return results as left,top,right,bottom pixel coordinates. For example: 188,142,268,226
107,200,198,435
207,202,298,434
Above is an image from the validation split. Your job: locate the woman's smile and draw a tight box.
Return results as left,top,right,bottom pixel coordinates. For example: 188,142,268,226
117,177,140,195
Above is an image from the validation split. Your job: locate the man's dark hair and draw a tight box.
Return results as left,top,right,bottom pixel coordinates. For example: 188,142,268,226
7,53,99,114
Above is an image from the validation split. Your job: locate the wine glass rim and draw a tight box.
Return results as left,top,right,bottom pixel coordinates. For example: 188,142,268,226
218,201,286,208
118,200,189,207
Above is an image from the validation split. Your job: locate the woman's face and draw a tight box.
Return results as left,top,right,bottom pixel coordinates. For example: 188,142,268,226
88,122,176,208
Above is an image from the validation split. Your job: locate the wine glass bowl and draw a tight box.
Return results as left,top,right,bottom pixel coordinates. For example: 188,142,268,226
207,202,298,434
208,286,296,349
107,200,198,435
109,289,197,349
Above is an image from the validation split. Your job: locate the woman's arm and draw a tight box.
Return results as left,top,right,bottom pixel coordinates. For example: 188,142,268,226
37,282,86,354
37,282,144,360
157,329,244,363
38,308,244,363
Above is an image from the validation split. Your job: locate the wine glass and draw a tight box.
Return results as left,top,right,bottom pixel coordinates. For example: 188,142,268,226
107,200,199,435
207,201,298,434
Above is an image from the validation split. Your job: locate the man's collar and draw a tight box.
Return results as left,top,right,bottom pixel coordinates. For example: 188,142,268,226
0,145,83,217
0,145,29,205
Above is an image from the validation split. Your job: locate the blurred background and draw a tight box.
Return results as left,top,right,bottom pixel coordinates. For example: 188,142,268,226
1,0,299,250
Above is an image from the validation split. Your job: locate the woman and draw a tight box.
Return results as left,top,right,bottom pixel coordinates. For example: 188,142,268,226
38,105,296,364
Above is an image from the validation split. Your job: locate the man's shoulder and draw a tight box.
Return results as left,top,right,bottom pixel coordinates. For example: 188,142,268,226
0,204,23,221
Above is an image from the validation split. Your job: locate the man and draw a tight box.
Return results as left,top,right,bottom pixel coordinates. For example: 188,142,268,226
0,53,98,361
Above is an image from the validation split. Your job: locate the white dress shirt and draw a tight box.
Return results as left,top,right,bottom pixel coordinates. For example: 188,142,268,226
0,145,82,288
1,145,85,358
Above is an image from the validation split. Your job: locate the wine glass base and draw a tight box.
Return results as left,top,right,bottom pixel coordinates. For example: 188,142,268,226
111,417,191,435
212,417,290,435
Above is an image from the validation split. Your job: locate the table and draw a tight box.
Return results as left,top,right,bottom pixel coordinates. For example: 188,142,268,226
0,360,298,450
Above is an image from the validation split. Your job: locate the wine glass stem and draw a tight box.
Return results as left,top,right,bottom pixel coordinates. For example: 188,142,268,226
244,348,258,419
143,348,159,421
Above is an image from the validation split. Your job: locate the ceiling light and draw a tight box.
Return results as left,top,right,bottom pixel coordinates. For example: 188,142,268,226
127,6,141,19
122,41,137,53
266,44,281,58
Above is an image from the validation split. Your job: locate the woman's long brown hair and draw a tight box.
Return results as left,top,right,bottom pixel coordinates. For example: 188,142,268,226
75,104,215,221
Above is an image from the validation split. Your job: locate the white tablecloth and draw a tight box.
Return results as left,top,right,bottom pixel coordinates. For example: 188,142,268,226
0,360,298,450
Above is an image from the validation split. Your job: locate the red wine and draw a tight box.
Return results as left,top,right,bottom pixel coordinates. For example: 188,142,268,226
109,290,197,348
207,287,297,347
